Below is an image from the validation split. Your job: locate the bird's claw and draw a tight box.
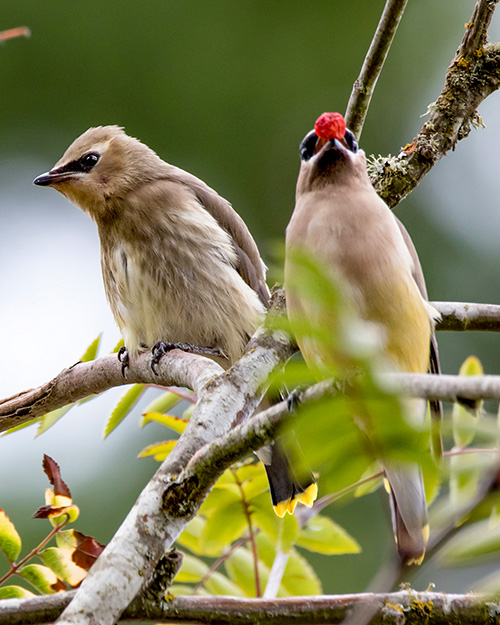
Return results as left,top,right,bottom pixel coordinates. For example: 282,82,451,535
151,341,224,374
117,346,130,377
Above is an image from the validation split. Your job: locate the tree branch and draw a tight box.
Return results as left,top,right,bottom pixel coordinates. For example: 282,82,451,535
53,295,295,625
434,301,500,331
345,0,409,139
370,0,500,208
1,589,498,624
1,300,498,434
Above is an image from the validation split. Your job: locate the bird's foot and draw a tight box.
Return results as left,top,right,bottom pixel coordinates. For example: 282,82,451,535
117,346,130,377
151,341,223,374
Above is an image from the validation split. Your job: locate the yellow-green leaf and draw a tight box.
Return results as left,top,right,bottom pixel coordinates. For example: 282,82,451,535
200,501,247,556
0,585,36,599
0,510,21,563
141,413,187,434
137,440,177,461
280,548,322,596
81,334,101,362
204,571,246,596
18,564,65,594
39,547,87,587
37,404,75,437
225,547,269,597
296,515,361,555
176,516,205,555
176,554,209,583
452,356,484,448
104,384,146,437
141,391,184,421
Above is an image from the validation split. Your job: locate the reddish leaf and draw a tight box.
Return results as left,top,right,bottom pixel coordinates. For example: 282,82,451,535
33,505,75,520
51,579,67,593
42,455,71,498
72,531,105,570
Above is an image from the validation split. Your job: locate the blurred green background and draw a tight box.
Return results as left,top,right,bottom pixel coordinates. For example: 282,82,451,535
1,0,499,596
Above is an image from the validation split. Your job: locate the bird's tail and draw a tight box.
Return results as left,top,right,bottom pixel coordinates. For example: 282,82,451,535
258,437,317,517
383,463,429,565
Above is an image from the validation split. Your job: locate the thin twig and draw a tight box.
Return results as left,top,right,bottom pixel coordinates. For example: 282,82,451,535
232,468,261,597
345,0,409,138
192,534,254,595
0,27,31,43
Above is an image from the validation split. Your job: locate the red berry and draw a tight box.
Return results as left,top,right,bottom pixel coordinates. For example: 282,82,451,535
314,112,346,141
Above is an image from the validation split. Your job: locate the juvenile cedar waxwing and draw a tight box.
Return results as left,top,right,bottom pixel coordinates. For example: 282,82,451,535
285,113,441,565
33,126,317,516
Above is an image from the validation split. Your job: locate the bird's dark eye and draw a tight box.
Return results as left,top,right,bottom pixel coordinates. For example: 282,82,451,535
299,130,318,161
344,129,358,153
79,152,100,172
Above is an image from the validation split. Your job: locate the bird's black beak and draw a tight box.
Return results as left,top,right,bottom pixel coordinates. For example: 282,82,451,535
33,170,73,186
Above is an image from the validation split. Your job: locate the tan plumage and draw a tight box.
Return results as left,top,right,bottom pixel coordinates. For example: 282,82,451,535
34,126,268,362
34,125,316,514
285,126,440,564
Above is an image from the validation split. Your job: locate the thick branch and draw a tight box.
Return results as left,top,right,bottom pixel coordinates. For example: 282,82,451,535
1,301,500,434
0,350,223,434
345,0,409,138
371,1,500,208
54,299,296,625
1,590,497,624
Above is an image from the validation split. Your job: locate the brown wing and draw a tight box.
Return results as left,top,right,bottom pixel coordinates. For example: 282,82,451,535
396,217,442,422
165,167,271,308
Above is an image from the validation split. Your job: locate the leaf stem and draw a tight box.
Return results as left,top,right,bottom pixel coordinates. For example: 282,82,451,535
232,468,261,597
0,519,68,586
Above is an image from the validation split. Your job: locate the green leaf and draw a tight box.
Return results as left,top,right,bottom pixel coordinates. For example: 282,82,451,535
199,484,241,516
112,338,125,353
18,564,65,594
36,404,75,437
225,547,269,597
176,554,209,583
296,515,360,555
280,548,322,596
354,464,383,497
176,516,205,555
200,501,248,556
168,584,210,596
441,519,500,565
237,463,270,501
104,384,146,437
0,510,22,563
0,585,36,599
250,492,281,541
81,334,101,362
203,571,246,596
39,547,86,587
452,356,484,448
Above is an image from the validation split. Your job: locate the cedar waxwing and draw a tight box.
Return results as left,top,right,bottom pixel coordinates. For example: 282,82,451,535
33,125,317,516
284,113,441,565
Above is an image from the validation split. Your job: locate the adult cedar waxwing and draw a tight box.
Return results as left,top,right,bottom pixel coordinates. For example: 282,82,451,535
34,125,317,516
284,113,441,565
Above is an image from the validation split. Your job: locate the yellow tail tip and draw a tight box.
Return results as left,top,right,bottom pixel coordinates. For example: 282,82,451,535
273,483,318,517
296,483,318,508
